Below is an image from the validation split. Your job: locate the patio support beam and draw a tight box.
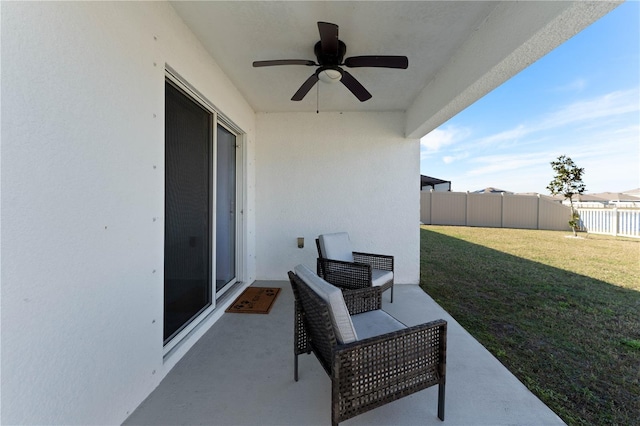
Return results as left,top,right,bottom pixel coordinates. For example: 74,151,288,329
405,0,621,139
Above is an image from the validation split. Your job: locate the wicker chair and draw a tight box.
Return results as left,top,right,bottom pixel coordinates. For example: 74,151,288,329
289,266,447,426
316,232,395,302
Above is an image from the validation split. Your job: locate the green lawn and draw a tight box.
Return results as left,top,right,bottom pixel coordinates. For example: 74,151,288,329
420,225,640,425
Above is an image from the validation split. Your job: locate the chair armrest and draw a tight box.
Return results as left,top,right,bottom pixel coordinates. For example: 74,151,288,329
317,258,372,290
342,286,382,315
332,320,447,419
352,252,394,271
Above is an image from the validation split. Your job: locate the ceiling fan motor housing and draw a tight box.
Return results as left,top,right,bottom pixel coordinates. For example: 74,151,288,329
314,40,346,66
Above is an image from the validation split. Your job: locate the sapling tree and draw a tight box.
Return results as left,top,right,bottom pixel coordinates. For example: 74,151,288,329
547,155,586,236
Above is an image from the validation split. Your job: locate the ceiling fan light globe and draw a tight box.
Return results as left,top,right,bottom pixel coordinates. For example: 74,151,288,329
318,69,342,84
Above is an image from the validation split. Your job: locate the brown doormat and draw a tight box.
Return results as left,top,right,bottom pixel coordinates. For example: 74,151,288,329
225,287,281,314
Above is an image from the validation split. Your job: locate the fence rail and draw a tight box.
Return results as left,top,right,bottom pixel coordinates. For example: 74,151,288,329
577,207,640,238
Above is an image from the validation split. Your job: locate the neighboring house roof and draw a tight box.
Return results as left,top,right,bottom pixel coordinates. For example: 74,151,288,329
589,192,640,202
548,192,640,203
473,187,513,194
568,193,609,202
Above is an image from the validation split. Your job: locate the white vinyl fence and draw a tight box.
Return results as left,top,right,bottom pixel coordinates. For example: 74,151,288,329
420,191,571,231
577,207,640,238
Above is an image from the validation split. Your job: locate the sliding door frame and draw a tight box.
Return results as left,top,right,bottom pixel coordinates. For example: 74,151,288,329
164,68,245,355
214,120,243,299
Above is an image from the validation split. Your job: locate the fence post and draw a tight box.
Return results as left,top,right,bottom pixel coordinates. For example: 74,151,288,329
536,194,541,230
501,192,505,228
429,189,434,225
465,191,470,226
613,206,618,237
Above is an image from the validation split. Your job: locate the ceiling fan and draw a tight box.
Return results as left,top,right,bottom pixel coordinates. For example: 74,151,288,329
253,22,408,102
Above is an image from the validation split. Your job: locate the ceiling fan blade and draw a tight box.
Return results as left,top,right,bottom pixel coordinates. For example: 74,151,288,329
318,22,339,55
291,72,320,101
253,59,316,67
340,70,372,102
344,56,409,69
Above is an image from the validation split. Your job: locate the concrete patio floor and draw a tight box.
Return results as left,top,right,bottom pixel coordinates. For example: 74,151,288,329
124,282,565,426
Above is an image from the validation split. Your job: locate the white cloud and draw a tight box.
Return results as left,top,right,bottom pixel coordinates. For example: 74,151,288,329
420,125,471,152
465,88,639,150
466,152,552,177
477,125,529,146
554,78,588,93
540,88,639,131
442,151,470,164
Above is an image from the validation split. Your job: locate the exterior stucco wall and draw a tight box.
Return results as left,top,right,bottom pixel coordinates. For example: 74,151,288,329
255,112,420,285
1,2,256,424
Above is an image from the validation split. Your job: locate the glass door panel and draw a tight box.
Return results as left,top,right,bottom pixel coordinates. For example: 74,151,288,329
215,124,237,293
164,81,212,343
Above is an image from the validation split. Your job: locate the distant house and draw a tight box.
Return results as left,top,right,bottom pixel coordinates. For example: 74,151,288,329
592,192,640,202
589,192,640,208
550,192,640,208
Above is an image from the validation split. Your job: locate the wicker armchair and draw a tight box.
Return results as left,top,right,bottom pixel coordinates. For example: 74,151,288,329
316,232,395,302
289,266,447,426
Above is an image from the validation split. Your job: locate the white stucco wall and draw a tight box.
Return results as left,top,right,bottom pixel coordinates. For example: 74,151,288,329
255,112,420,285
1,2,255,424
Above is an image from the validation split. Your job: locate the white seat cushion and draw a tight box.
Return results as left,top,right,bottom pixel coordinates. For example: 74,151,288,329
319,232,354,262
372,269,393,287
351,310,406,340
294,264,357,344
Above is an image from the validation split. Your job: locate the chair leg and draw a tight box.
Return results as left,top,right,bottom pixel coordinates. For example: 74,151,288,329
437,382,445,421
294,354,299,382
390,285,394,303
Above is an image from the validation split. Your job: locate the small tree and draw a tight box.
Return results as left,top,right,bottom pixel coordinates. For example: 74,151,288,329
547,155,586,236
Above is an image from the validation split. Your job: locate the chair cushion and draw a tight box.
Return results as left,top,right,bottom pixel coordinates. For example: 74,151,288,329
351,310,406,340
318,232,354,262
294,264,357,344
372,269,393,287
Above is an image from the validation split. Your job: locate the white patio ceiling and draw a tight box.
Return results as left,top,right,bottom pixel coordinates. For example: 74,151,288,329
170,1,620,138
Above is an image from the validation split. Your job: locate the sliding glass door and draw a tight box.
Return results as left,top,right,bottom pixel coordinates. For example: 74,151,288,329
164,80,213,343
215,124,237,294
163,74,243,347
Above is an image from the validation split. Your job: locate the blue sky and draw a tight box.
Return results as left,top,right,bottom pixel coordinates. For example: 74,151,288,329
420,1,639,194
